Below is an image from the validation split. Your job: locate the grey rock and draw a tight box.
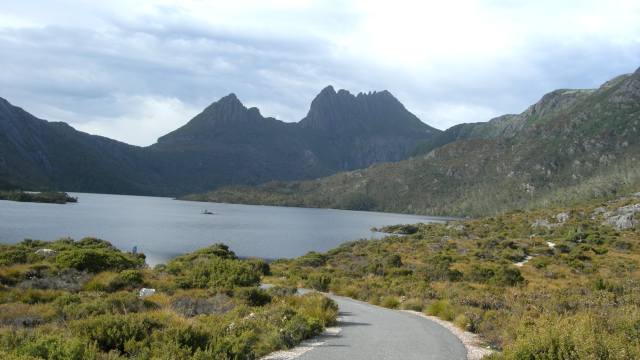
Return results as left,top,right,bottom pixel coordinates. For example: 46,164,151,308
170,293,235,317
35,248,57,258
138,288,156,298
603,203,640,230
531,219,553,229
555,212,570,223
18,269,90,291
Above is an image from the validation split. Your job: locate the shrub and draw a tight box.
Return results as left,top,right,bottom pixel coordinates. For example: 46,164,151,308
467,265,524,286
63,292,157,319
106,270,144,291
71,313,165,353
499,315,637,360
423,254,463,282
400,298,424,311
0,330,98,360
247,259,271,276
426,300,456,321
306,274,331,292
468,264,496,283
0,248,29,266
291,293,338,327
235,287,272,306
380,296,400,309
493,266,525,287
55,249,142,273
175,257,261,289
385,254,403,268
296,252,328,267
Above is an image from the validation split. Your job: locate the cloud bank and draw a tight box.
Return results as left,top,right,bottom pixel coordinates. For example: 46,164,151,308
1,0,639,145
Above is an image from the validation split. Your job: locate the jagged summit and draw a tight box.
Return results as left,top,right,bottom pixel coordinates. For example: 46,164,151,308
300,85,436,135
200,93,246,115
156,93,270,145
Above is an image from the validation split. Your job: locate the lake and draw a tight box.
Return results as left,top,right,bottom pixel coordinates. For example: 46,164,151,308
0,193,449,265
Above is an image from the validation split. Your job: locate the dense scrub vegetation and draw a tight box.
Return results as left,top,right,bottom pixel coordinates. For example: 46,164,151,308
0,240,337,359
267,193,640,359
0,191,77,204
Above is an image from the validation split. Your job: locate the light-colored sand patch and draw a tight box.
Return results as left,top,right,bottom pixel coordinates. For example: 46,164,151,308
402,310,494,360
260,323,342,360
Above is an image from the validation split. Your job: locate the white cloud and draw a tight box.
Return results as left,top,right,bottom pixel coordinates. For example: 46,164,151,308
0,0,639,145
73,95,200,146
419,102,500,131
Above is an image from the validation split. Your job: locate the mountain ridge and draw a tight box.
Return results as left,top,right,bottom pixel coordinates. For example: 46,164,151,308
0,86,438,195
188,67,640,216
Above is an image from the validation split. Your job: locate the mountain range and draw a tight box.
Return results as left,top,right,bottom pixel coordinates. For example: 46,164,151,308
188,68,640,216
0,86,438,195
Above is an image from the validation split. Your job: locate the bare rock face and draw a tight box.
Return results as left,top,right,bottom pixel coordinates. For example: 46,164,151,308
603,203,640,230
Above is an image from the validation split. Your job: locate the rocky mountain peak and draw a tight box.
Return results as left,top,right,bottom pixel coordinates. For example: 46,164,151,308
300,86,435,135
156,93,263,145
200,93,246,116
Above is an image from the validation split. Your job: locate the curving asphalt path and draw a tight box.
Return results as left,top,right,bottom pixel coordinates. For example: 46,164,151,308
297,293,467,360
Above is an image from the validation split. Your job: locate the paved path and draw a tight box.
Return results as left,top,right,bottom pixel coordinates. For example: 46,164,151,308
297,293,467,360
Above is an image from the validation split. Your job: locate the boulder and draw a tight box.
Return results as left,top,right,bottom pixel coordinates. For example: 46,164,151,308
139,288,156,298
555,212,570,223
603,203,640,230
34,248,57,258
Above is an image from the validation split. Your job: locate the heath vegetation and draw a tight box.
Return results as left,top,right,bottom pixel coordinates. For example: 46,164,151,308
266,193,640,359
0,240,337,360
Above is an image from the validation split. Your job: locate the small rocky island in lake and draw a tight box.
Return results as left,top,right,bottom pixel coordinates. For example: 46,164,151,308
0,190,77,204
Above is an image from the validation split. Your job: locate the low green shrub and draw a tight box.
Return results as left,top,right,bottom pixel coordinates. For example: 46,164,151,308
71,313,166,353
380,296,400,309
55,249,142,273
400,298,424,311
425,300,456,321
306,274,331,292
235,287,272,306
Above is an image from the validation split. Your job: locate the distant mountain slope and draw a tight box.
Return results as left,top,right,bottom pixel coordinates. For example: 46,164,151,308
188,68,640,216
0,87,438,195
0,98,158,194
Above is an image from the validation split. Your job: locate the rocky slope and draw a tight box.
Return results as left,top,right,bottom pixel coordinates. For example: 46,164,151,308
190,68,640,216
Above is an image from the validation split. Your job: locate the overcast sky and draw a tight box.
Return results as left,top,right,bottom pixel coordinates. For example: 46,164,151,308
1,0,639,146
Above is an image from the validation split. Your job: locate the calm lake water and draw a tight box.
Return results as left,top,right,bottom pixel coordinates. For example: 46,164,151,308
0,193,448,265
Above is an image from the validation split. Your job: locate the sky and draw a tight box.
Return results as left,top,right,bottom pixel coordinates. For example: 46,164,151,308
1,0,639,146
